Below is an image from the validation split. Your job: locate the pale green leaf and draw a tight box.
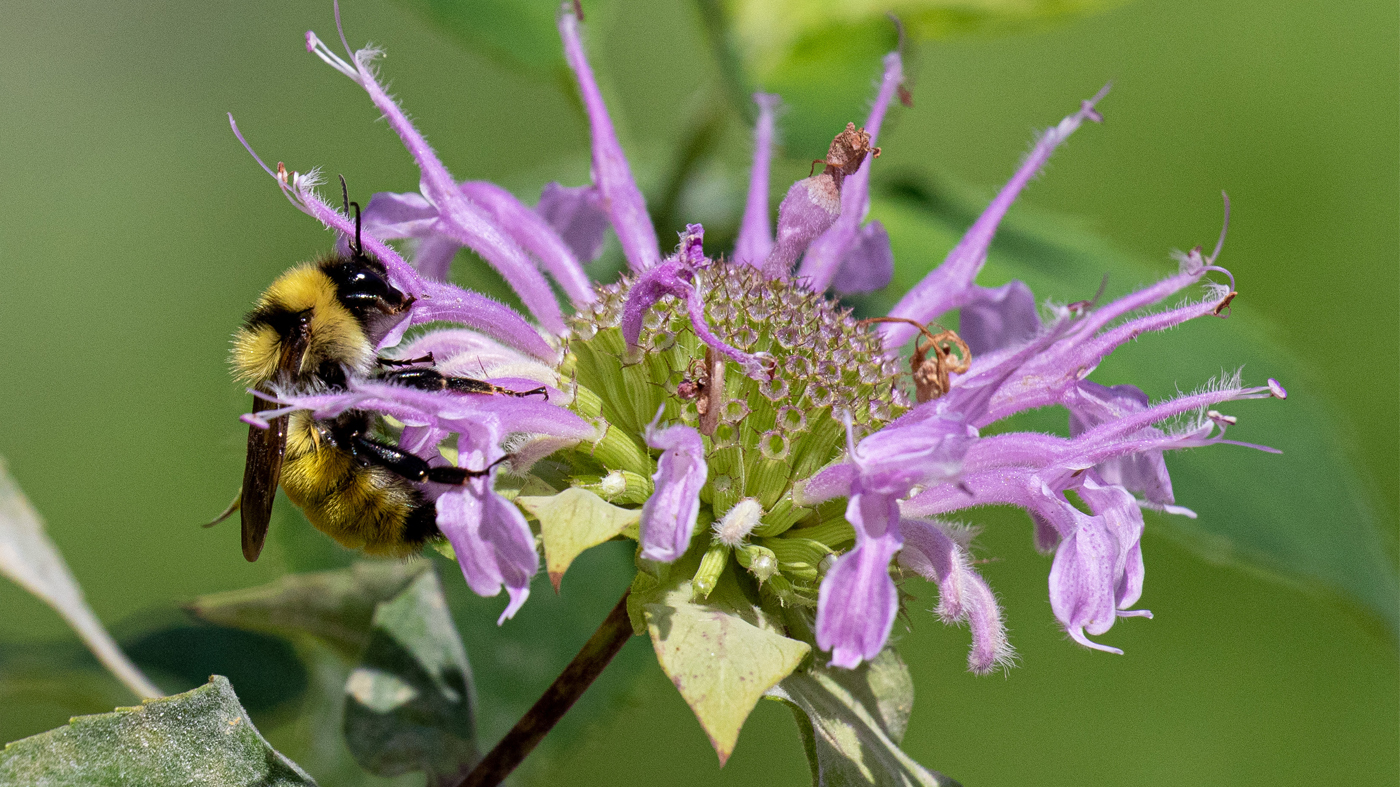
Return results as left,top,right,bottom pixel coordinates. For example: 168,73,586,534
767,649,960,787
518,488,641,590
344,567,479,785
0,676,316,786
640,551,810,764
863,178,1399,633
0,457,161,700
185,561,427,658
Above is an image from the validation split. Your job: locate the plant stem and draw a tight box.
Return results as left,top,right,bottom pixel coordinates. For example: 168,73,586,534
455,588,634,787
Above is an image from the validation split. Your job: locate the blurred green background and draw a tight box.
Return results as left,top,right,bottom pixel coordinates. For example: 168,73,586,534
0,0,1394,784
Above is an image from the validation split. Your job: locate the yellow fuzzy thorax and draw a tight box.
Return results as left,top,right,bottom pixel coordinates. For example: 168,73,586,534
231,262,375,385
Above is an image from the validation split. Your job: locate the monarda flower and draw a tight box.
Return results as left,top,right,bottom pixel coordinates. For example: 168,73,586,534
231,0,1283,762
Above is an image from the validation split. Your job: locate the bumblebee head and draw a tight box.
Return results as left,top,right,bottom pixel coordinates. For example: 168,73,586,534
232,251,412,387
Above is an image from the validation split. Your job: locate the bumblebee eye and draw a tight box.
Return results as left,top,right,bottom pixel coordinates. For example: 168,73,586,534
325,256,410,315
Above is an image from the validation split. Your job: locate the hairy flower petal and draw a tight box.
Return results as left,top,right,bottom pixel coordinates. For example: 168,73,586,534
882,86,1109,349
899,519,1013,673
639,416,707,562
306,30,567,333
405,280,558,363
735,93,781,267
763,174,842,278
816,487,902,669
559,6,660,271
798,51,903,291
1068,381,1173,505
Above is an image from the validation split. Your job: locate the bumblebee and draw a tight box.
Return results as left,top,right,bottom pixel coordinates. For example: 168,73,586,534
218,205,542,562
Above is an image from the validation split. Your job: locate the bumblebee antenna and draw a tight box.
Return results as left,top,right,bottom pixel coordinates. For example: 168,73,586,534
337,174,364,257
350,201,363,257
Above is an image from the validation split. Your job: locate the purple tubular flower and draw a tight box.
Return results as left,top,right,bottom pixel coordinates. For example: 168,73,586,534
639,413,708,562
558,5,661,272
898,519,1012,673
798,52,904,292
817,485,902,669
622,225,771,379
306,22,567,334
978,278,1237,426
536,182,609,266
363,183,596,308
734,93,782,268
959,280,1041,355
1045,473,1149,653
830,221,894,296
881,85,1110,350
1067,381,1173,506
804,416,975,668
762,174,843,279
436,421,538,624
896,377,1282,650
404,280,559,365
393,329,558,387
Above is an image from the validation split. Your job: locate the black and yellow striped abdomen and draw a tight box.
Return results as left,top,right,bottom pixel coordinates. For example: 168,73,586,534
279,412,438,557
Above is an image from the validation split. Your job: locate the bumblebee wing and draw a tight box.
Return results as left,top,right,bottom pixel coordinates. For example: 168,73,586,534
240,312,311,562
239,405,286,561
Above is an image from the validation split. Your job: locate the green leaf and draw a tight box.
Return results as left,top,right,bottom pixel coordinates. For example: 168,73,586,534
186,561,427,658
0,676,317,786
638,548,811,764
387,0,612,76
0,456,161,700
865,177,1400,634
716,0,1127,152
518,488,641,590
766,649,960,787
344,566,479,785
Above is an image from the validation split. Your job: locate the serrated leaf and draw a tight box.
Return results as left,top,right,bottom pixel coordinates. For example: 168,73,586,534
186,561,427,658
864,178,1400,633
344,566,478,785
0,676,316,786
766,649,960,787
638,548,810,765
0,457,161,700
718,0,1126,153
518,488,641,590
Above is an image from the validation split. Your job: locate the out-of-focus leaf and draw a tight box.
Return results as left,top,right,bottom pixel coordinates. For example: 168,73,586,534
0,457,161,700
387,0,613,76
864,176,1399,634
518,488,641,590
766,648,960,787
185,561,427,658
0,676,317,786
344,567,479,786
635,545,810,764
120,622,308,714
0,656,134,746
716,0,1126,153
435,541,647,782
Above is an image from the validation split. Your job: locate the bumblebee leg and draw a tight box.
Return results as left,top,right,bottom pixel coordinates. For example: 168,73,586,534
347,433,507,484
377,353,435,367
382,367,548,399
